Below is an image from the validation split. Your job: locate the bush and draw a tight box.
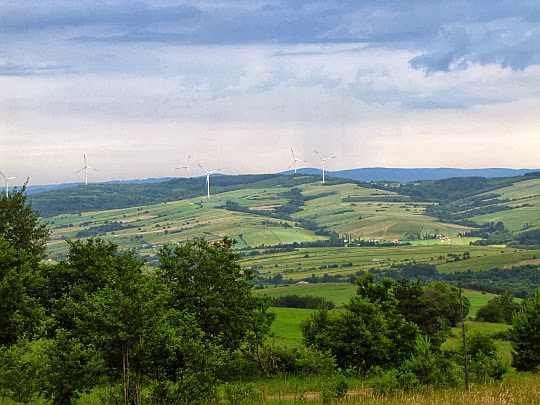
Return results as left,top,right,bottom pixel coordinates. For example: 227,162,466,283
223,383,258,405
467,332,509,383
270,294,335,309
367,367,400,395
511,290,540,372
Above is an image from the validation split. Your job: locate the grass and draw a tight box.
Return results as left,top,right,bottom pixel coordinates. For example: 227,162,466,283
258,285,512,356
242,245,539,281
254,283,357,307
267,307,314,344
213,373,540,404
45,179,482,258
13,373,539,404
443,321,513,364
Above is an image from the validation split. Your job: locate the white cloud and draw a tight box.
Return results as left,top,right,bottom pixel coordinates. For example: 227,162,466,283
1,1,539,184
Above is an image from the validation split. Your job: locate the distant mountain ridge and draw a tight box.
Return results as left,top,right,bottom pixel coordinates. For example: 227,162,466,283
24,177,177,195
289,167,538,183
24,168,538,196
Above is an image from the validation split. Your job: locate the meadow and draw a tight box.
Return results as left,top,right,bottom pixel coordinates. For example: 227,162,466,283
243,245,538,281
44,179,479,259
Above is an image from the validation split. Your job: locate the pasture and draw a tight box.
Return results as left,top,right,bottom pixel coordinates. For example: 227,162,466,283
242,245,539,280
471,178,540,232
258,284,502,348
45,179,476,258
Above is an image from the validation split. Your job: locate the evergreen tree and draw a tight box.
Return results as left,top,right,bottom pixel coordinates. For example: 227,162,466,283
0,183,49,260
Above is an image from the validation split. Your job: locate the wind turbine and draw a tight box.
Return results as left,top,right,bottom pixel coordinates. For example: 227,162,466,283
314,150,335,184
288,148,307,174
76,154,96,185
198,163,220,198
175,155,192,177
0,170,16,196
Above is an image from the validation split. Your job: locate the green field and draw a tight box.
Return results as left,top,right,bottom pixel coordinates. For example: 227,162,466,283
257,284,506,350
242,245,538,281
45,179,479,258
255,282,357,307
471,178,540,232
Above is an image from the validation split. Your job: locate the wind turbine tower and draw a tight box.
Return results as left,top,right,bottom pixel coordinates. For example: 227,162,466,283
288,148,307,174
76,154,96,185
198,163,220,198
175,155,192,177
314,150,335,184
0,170,16,196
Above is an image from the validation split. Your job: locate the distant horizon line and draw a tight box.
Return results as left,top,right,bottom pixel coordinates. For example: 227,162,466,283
17,166,539,188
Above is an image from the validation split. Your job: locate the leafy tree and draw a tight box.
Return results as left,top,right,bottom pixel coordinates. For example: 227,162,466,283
511,290,540,372
0,183,49,260
476,291,519,324
394,279,463,348
302,274,419,374
423,282,469,327
0,237,46,346
466,332,508,382
157,237,274,352
0,338,51,403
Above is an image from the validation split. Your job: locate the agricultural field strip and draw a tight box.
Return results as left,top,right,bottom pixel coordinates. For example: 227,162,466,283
242,245,539,278
46,178,540,257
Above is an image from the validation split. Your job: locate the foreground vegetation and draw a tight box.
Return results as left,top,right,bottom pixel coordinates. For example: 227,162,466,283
2,180,540,404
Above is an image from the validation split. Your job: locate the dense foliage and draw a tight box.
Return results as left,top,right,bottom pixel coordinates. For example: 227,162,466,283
2,185,540,403
0,183,49,259
270,294,335,310
476,291,519,324
511,291,540,372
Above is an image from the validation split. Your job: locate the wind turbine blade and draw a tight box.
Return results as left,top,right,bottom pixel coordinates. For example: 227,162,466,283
198,163,209,174
76,167,85,174
288,161,296,169
7,177,16,180
83,154,87,165
0,170,5,179
291,148,297,160
314,149,324,160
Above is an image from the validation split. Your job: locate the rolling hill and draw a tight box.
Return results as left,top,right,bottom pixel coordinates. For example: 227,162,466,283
39,172,540,264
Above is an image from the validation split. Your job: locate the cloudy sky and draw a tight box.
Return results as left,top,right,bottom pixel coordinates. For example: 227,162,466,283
1,0,539,185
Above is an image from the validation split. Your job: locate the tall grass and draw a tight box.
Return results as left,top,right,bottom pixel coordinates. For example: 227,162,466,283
224,373,540,404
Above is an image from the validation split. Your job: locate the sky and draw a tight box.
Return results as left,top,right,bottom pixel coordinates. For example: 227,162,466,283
1,0,539,185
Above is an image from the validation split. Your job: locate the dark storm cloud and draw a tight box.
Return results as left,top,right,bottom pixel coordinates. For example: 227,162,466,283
2,1,538,71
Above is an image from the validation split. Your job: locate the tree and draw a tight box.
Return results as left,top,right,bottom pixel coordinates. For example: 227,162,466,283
156,237,274,352
476,291,519,324
395,278,462,348
423,282,469,327
0,183,49,260
0,183,49,346
511,290,540,372
302,274,419,374
0,237,46,346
